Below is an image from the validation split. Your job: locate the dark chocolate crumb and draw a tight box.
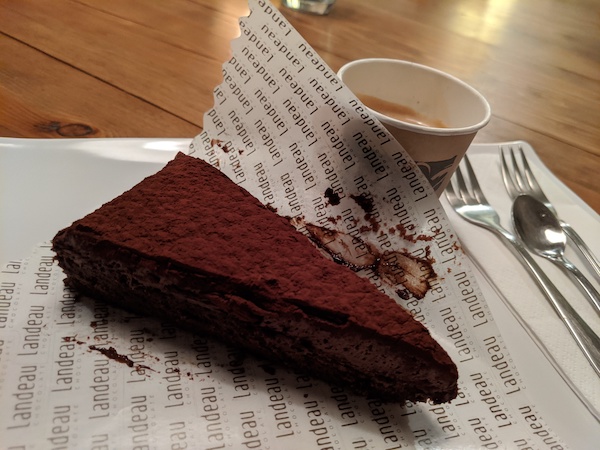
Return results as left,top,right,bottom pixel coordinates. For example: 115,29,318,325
324,187,341,206
350,193,374,213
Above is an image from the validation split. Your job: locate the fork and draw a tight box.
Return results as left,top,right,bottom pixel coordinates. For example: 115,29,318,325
445,156,600,377
501,145,600,282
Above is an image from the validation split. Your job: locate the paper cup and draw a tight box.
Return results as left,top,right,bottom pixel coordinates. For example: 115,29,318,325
338,58,491,195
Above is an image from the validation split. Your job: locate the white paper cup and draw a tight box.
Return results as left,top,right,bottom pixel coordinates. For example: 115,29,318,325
338,58,491,195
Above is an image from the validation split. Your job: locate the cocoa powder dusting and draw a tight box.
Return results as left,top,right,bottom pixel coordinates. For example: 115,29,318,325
365,214,381,233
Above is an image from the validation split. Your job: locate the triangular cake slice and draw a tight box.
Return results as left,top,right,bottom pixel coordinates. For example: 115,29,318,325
52,153,458,403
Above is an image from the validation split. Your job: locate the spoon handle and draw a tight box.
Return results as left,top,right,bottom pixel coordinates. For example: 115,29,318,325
494,228,600,377
561,220,600,283
556,256,600,316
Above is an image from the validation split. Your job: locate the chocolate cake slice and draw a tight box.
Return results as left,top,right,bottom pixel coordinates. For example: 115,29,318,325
52,152,458,403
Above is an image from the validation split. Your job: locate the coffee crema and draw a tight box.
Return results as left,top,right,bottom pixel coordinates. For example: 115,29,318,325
357,93,448,128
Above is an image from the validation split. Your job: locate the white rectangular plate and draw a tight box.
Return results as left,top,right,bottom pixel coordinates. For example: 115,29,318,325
1,138,599,447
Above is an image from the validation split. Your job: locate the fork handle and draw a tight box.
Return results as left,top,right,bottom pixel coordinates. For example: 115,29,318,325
554,255,600,316
561,220,600,283
495,228,600,377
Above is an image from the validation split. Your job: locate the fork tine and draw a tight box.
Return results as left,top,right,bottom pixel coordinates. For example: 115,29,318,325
454,164,475,205
500,148,520,199
509,147,528,193
518,145,550,204
463,155,489,204
519,146,539,190
444,180,460,208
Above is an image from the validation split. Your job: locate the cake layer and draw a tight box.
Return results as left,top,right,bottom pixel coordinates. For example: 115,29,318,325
52,152,458,403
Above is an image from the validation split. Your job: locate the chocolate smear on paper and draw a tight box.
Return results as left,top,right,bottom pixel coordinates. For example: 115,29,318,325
299,220,435,299
89,345,155,374
350,193,375,213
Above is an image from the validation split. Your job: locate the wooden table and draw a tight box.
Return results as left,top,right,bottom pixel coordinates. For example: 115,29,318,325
1,0,599,212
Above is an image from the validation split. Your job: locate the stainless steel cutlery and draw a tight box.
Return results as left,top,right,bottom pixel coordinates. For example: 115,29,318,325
501,145,600,282
511,193,600,316
445,154,600,377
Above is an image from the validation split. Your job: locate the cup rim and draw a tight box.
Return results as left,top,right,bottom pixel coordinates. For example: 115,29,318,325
337,58,492,136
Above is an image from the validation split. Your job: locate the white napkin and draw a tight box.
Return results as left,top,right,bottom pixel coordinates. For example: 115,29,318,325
442,141,600,417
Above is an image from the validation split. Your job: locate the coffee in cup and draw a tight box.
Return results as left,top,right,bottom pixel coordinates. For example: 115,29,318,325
338,59,491,195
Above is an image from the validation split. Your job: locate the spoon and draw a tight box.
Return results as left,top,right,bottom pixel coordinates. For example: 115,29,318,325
512,194,600,316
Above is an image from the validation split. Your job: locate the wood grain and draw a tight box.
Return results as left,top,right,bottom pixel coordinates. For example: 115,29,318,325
0,0,598,211
0,35,200,138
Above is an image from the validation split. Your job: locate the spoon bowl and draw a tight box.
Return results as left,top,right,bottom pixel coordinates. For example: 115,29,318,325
512,194,600,315
513,195,566,258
